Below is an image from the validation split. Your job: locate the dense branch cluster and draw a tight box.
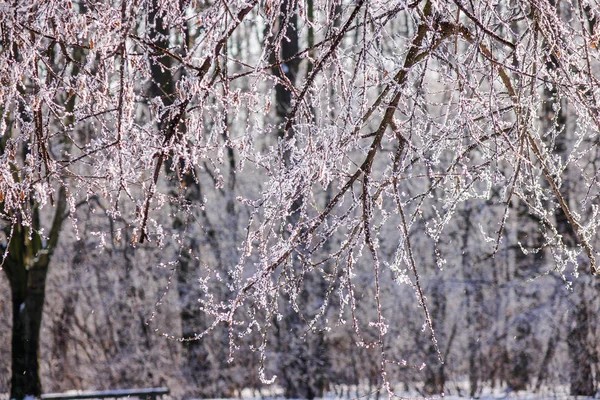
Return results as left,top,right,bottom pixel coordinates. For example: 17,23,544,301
2,0,600,397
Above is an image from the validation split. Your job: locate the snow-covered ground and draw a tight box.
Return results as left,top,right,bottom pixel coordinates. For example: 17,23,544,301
3,384,599,400
198,384,600,400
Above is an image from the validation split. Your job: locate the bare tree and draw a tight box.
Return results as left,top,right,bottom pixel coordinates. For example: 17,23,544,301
3,0,600,397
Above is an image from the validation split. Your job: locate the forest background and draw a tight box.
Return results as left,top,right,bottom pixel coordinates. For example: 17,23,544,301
1,0,600,399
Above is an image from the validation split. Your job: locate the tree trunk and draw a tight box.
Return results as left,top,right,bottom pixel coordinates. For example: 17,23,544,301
423,276,445,395
8,263,47,399
2,150,67,399
460,203,483,397
567,287,595,396
4,191,65,400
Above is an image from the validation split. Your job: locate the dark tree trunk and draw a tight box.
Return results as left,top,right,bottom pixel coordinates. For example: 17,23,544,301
423,277,445,395
567,289,595,396
534,329,558,392
271,0,300,142
275,307,328,400
4,188,66,399
148,0,175,108
460,203,482,397
507,315,532,391
6,226,43,399
8,263,46,399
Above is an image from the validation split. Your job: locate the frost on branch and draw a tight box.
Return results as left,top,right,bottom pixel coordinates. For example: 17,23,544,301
2,0,600,396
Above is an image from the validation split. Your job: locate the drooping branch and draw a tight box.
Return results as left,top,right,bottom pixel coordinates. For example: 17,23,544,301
445,18,598,276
